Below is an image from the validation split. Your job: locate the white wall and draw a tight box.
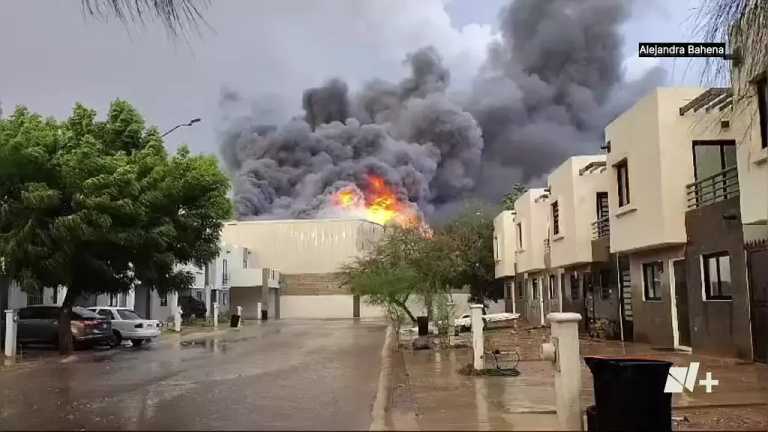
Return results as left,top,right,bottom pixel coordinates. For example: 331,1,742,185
606,87,735,254
732,40,768,226
280,294,385,319
493,211,516,279
549,155,608,268
7,283,66,309
514,189,549,273
222,219,383,274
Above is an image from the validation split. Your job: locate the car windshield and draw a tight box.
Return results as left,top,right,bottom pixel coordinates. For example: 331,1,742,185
117,309,142,320
72,306,102,319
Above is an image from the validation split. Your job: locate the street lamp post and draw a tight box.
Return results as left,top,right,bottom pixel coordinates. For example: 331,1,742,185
161,118,201,138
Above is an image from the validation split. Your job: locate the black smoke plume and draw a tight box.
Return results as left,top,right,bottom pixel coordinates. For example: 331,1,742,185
219,0,665,221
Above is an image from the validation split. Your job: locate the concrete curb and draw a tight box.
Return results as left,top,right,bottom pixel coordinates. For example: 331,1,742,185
370,325,394,431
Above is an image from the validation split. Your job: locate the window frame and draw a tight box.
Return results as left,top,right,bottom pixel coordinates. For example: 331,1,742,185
642,261,663,301
702,252,733,301
548,274,557,299
516,279,525,300
757,75,768,149
616,159,630,207
531,277,539,300
570,273,580,301
516,222,524,250
551,201,560,236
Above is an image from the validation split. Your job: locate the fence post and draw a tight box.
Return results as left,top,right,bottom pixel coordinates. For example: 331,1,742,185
236,306,243,328
542,312,583,430
213,303,219,329
174,306,182,333
257,302,262,321
470,304,484,370
4,309,17,364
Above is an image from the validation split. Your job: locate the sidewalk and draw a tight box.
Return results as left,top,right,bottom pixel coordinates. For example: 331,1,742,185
392,323,768,431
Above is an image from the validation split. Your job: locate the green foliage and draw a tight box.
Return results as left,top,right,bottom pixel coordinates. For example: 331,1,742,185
502,183,527,210
340,203,498,324
0,100,232,306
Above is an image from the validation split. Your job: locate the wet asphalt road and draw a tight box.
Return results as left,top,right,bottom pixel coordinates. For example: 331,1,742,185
0,320,387,430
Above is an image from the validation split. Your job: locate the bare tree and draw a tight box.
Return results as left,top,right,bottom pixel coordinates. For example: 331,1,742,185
81,0,211,38
695,0,767,84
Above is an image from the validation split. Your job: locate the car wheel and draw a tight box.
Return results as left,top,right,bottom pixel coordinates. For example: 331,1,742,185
131,339,145,347
110,330,123,348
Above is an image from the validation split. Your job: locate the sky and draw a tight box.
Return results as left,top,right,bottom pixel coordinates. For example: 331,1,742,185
0,0,704,156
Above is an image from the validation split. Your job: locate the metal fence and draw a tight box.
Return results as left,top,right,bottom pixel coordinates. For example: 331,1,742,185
686,166,739,209
591,216,610,240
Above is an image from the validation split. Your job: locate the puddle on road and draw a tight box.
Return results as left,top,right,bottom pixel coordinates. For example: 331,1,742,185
179,339,228,353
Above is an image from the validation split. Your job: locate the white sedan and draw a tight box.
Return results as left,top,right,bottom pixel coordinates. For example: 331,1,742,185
88,307,162,347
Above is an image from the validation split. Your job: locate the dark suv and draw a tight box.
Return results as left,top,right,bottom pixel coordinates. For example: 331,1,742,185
17,305,112,348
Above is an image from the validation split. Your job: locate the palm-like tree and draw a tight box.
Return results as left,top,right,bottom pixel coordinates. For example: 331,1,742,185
696,0,767,84
81,0,210,37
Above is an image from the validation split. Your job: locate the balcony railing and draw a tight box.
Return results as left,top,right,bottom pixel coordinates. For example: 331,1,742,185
543,238,551,253
591,216,610,240
686,166,739,210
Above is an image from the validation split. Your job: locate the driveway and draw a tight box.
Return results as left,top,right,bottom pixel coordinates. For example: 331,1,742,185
0,319,388,430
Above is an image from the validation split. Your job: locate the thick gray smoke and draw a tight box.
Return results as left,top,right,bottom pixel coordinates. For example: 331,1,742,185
220,0,665,221
221,46,483,219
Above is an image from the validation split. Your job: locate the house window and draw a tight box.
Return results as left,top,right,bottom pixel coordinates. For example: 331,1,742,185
551,202,560,236
211,289,218,304
221,291,229,306
493,236,500,261
703,252,732,300
531,278,539,299
160,293,168,307
222,259,229,285
548,274,556,299
516,280,524,299
596,192,609,219
516,222,523,249
757,76,767,149
692,140,737,180
242,248,249,269
642,261,663,301
204,263,210,287
600,270,611,300
109,293,119,307
570,273,580,301
616,160,630,207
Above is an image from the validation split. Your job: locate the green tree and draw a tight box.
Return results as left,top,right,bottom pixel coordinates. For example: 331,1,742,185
440,205,497,304
502,183,527,210
0,101,232,353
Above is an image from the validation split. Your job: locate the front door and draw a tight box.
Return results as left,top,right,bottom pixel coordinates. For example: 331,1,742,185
749,248,768,363
673,260,691,348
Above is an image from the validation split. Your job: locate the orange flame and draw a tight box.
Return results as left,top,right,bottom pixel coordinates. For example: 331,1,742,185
331,174,423,228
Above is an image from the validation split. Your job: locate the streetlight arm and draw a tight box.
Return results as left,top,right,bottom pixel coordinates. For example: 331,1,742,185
161,118,202,138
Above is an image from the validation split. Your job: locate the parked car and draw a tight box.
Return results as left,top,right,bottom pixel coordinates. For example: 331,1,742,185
177,295,206,320
88,307,162,347
17,305,112,348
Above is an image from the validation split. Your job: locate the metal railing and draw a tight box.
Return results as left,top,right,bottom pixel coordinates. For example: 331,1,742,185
591,216,610,240
686,166,739,210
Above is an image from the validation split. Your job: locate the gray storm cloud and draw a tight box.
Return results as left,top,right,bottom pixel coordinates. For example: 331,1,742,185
220,0,665,221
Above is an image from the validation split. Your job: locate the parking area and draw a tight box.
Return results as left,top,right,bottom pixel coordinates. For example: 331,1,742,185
0,319,387,430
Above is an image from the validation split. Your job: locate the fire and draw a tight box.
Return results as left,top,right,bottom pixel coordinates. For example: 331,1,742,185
331,174,423,228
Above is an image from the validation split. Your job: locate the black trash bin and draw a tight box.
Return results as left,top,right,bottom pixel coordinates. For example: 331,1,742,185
230,314,240,328
417,316,429,336
584,356,673,432
261,309,268,321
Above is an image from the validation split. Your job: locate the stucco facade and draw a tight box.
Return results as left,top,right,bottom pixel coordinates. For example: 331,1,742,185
514,189,549,274
221,218,386,319
606,87,735,254
493,211,516,279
